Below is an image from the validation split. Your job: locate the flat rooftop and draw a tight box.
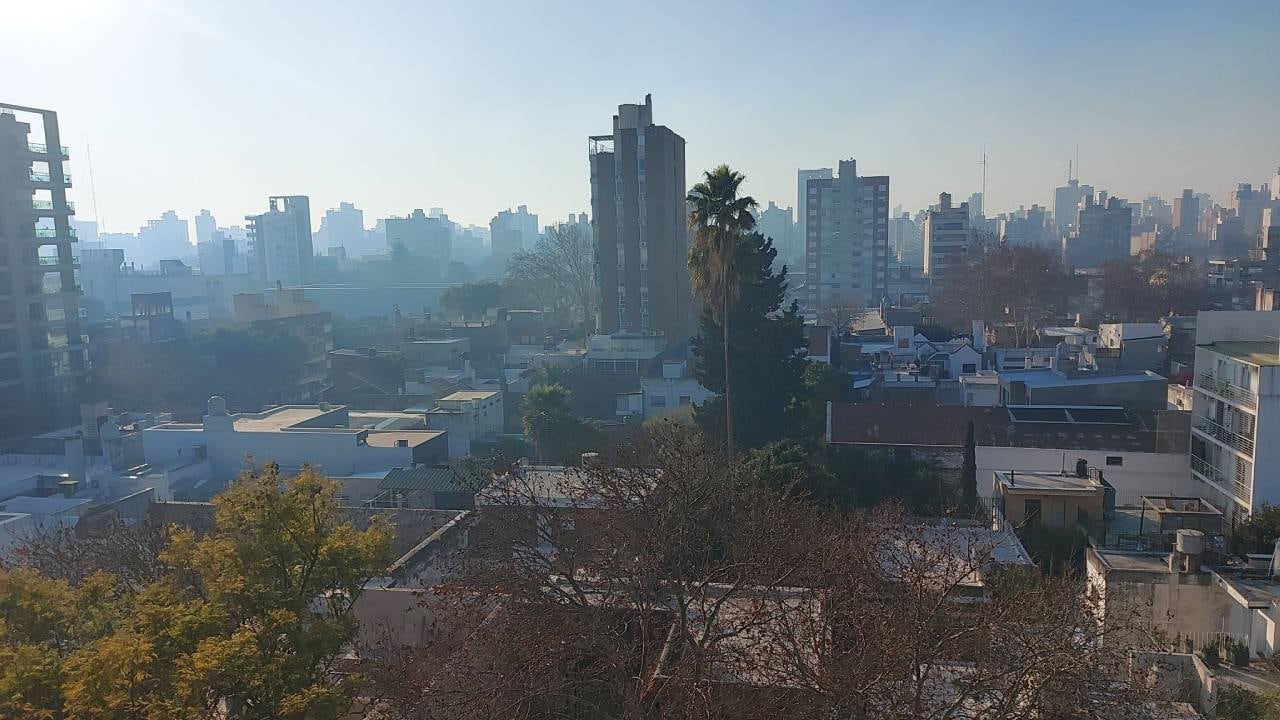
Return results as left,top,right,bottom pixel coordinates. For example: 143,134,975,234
364,430,445,448
1092,550,1172,573
995,470,1104,494
0,495,93,515
439,391,500,402
1000,368,1166,388
231,406,335,432
1207,341,1280,367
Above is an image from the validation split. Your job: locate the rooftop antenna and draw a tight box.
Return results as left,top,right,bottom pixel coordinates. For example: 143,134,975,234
86,144,102,232
981,146,988,206
1074,145,1080,181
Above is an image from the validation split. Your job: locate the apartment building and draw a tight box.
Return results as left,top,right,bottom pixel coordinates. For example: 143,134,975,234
1188,311,1280,523
0,104,88,437
921,192,971,278
803,158,889,314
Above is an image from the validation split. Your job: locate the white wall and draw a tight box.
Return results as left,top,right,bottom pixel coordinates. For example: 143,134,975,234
642,377,715,419
977,446,1197,506
143,427,416,480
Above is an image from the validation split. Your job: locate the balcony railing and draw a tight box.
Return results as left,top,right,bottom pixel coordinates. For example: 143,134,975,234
1193,415,1255,456
31,199,74,213
33,227,76,239
27,142,69,157
1196,372,1258,410
27,170,71,185
33,256,78,267
1190,454,1249,504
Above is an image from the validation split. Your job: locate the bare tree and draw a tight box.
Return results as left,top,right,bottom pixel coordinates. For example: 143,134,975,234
507,223,597,335
361,425,1160,720
818,300,868,333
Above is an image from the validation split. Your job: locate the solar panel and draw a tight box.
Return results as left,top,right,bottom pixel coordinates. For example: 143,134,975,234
1064,407,1130,424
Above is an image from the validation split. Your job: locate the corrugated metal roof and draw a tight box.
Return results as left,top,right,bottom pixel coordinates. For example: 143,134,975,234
378,466,466,493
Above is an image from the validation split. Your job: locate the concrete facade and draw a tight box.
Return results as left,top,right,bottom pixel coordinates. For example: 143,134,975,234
246,195,313,287
590,94,690,346
803,158,889,313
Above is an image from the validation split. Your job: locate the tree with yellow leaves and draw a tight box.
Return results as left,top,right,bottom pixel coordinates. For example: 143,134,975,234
0,464,392,720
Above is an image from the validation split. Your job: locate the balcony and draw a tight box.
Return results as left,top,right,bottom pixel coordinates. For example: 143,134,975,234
27,170,71,186
26,142,69,158
1196,372,1257,411
31,199,75,214
1190,454,1249,505
33,227,77,240
32,255,79,268
1192,415,1255,456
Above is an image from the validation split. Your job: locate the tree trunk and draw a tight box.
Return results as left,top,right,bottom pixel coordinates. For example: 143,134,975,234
721,245,734,457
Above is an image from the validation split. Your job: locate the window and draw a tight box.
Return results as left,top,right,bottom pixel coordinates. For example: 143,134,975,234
961,363,977,374
1105,456,1123,466
678,396,692,406
1023,499,1042,527
650,395,667,408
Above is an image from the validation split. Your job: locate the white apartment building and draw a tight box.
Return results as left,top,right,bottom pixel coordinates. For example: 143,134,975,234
1188,311,1280,522
804,159,889,315
424,390,503,459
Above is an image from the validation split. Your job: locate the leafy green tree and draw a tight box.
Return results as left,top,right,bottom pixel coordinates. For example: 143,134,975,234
687,165,758,456
791,361,852,440
522,383,602,464
198,325,310,410
742,440,842,507
691,232,807,451
960,419,977,512
1230,503,1280,554
0,466,392,720
440,281,506,319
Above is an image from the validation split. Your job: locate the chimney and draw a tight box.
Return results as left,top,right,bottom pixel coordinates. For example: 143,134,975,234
1172,530,1205,574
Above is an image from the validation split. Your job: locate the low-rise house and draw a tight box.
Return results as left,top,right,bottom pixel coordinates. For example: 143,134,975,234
142,398,449,497
994,469,1108,529
422,390,503,458
1090,322,1168,374
998,367,1169,410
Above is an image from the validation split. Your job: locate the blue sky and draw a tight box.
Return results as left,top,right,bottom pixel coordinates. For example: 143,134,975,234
4,0,1278,233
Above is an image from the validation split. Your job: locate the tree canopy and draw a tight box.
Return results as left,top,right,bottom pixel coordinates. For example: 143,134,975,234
0,466,392,720
931,242,1068,347
1100,251,1208,321
691,232,808,451
506,223,596,335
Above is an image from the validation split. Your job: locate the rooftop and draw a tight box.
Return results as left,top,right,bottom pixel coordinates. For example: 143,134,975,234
231,406,337,432
378,466,472,494
1000,368,1167,388
1091,549,1174,573
827,403,1184,453
0,495,94,516
1205,341,1280,367
438,390,500,402
364,430,445,448
995,470,1105,494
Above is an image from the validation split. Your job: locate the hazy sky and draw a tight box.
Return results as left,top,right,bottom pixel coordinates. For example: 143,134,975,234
4,0,1278,234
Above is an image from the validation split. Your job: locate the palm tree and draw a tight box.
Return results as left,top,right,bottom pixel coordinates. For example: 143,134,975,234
687,165,757,457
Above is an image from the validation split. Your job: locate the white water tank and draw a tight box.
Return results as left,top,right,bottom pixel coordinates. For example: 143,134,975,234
1176,529,1205,556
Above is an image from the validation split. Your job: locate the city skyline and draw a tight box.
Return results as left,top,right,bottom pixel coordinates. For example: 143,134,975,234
4,0,1279,233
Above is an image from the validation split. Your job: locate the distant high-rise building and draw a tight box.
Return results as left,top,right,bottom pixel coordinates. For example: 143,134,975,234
246,196,313,287
1000,204,1049,248
1141,196,1173,228
1173,189,1200,247
922,192,971,277
756,201,796,269
1053,179,1093,238
139,210,192,264
385,208,452,263
197,230,236,275
489,205,538,270
797,168,834,262
0,103,88,433
804,159,889,312
194,209,216,245
589,94,689,343
315,201,365,253
888,212,922,265
1063,191,1132,267
1229,183,1268,243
